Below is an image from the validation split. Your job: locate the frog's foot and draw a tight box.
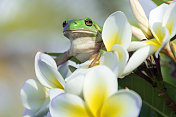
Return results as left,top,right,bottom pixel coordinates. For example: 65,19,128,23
88,52,103,68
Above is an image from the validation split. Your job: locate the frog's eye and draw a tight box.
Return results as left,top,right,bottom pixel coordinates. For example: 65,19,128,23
85,19,93,26
62,21,67,27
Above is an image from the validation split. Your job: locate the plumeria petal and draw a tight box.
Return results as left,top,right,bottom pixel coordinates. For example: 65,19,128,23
150,23,165,44
23,103,49,117
34,102,49,117
128,41,149,52
111,45,129,77
20,79,47,110
155,27,170,57
58,60,78,78
100,51,119,76
163,2,176,38
65,68,88,97
149,3,168,27
79,60,93,68
23,109,36,117
100,90,142,117
50,93,89,117
122,45,156,76
49,88,64,101
102,11,131,51
35,52,65,89
83,65,117,116
47,112,52,117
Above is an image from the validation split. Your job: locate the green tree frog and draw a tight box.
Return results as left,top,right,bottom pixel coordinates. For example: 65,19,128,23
56,17,103,66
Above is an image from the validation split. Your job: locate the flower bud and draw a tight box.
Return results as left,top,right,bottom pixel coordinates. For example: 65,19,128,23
130,0,153,39
131,25,146,40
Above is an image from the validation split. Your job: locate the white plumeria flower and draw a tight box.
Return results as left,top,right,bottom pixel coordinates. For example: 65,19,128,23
35,52,86,99
79,11,135,78
49,65,142,117
124,2,176,76
99,11,132,77
21,52,83,116
20,79,50,117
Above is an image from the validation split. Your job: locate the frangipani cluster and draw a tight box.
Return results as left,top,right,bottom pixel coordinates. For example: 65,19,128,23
50,65,141,117
21,52,142,117
128,0,176,65
20,1,176,117
80,1,176,77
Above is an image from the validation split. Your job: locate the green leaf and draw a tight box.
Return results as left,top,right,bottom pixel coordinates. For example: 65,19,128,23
161,55,176,87
68,65,77,72
70,56,81,64
45,52,62,56
140,103,163,117
118,74,176,117
152,0,171,6
162,65,176,88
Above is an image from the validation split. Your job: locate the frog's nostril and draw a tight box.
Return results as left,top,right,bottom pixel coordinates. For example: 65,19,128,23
74,22,77,24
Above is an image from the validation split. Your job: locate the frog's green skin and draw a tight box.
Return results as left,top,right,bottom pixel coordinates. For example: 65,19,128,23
56,17,103,66
63,17,102,40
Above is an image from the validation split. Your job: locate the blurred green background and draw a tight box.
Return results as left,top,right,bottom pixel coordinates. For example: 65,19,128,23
0,0,156,116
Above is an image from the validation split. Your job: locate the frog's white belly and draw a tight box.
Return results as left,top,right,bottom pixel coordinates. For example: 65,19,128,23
68,37,99,62
75,52,94,62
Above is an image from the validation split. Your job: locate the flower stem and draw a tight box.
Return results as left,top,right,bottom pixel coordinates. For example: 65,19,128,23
134,69,156,87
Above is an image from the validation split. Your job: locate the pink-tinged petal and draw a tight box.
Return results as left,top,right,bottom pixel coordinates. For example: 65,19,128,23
83,65,117,116
49,93,89,117
101,90,142,117
102,11,131,51
122,45,156,77
163,2,176,38
20,79,47,110
35,52,65,89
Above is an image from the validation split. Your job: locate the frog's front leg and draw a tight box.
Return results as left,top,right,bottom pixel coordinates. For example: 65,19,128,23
55,51,73,66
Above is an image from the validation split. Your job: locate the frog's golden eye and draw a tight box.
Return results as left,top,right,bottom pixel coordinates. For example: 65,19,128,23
62,21,67,27
85,19,93,26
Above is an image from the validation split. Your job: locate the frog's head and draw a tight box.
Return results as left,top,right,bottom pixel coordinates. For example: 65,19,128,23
62,17,102,40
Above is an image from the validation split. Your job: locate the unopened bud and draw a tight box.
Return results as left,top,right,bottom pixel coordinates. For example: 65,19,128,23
130,0,153,39
131,25,146,40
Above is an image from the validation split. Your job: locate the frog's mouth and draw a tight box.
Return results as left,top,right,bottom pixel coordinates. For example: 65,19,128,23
63,30,97,39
